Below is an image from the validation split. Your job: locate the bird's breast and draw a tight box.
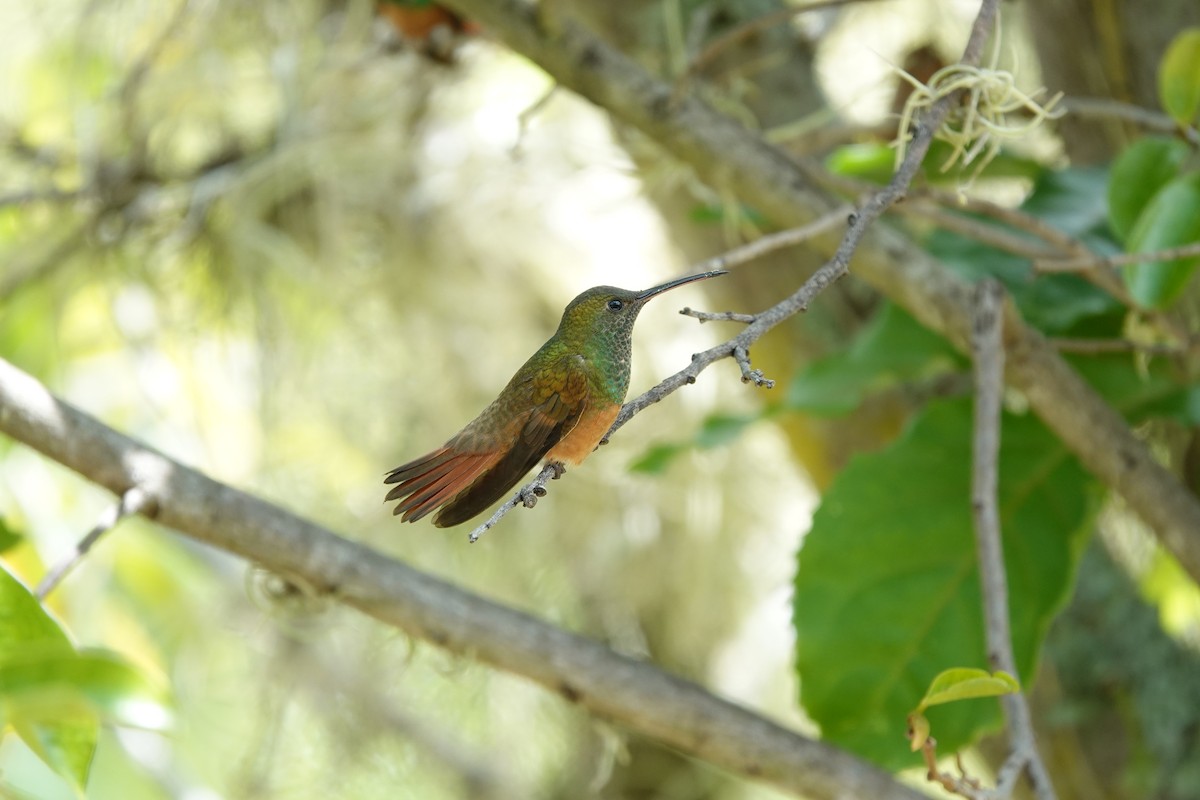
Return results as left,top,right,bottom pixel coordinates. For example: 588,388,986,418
545,403,621,466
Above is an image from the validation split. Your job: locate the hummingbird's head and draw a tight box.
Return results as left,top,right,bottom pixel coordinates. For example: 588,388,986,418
555,270,727,345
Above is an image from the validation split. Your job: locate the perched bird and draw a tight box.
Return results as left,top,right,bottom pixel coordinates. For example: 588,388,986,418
385,271,726,527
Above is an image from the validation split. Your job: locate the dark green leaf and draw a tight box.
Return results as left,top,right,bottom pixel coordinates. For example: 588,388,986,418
1124,173,1200,308
1107,137,1191,242
1159,28,1200,126
1071,355,1200,426
1020,165,1113,237
794,399,1094,769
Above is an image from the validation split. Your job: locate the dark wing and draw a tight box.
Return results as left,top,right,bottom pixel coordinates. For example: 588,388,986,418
385,355,588,527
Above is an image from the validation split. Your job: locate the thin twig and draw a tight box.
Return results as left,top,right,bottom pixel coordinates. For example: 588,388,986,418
907,201,1061,260
467,462,563,543
1036,240,1200,273
690,206,854,273
681,308,757,324
0,188,82,209
511,83,559,156
733,346,775,388
36,487,156,599
969,280,1057,800
919,737,991,798
679,0,885,84
1050,337,1184,356
1062,96,1200,148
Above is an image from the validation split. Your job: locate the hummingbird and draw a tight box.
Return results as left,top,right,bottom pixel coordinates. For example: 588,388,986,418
385,270,727,527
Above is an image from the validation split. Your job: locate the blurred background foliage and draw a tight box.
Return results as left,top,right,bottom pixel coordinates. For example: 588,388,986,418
1,0,1200,798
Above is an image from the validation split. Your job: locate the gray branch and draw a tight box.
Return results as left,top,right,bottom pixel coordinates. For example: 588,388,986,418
0,356,924,800
970,281,1057,800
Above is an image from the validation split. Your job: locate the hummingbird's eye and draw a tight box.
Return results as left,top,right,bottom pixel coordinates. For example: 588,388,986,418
606,298,624,312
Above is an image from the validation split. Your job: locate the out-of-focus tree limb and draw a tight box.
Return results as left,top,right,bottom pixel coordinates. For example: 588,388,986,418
438,0,1200,585
0,356,926,800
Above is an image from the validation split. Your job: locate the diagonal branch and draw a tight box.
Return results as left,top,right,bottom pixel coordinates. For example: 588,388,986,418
437,0,1200,585
0,356,924,800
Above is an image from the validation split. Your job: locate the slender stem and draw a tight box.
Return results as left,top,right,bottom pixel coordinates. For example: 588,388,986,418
969,281,1057,800
36,487,155,599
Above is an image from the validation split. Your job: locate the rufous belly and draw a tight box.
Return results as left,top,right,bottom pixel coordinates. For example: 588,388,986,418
546,404,621,466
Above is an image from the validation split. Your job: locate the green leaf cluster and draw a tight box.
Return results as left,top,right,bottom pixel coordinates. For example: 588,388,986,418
787,163,1200,770
1109,139,1200,308
1105,29,1200,308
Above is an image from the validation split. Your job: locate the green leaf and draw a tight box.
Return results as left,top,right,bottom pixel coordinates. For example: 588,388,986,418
629,413,757,474
794,399,1094,770
1159,28,1200,126
914,668,1019,713
694,413,757,449
0,564,73,659
0,564,96,792
687,203,767,226
826,143,896,185
0,650,172,732
825,142,1042,186
1107,137,1191,242
1018,165,1113,237
1124,173,1200,308
0,519,22,553
1071,354,1200,426
787,302,962,415
629,443,685,475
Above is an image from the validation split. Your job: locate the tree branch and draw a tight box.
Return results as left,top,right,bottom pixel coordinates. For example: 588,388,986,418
0,356,925,800
970,281,1056,800
438,0,1200,585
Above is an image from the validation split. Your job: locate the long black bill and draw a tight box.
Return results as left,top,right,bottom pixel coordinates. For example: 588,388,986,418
635,269,727,301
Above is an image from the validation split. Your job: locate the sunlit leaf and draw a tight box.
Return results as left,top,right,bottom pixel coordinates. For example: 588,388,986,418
1159,28,1200,126
914,668,1019,713
1107,137,1191,242
0,565,95,791
0,650,172,732
1124,173,1200,308
826,143,895,184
